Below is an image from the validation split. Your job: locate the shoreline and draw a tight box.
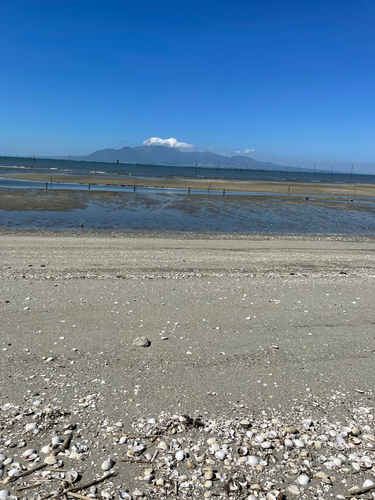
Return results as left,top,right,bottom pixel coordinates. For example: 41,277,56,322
3,172,375,197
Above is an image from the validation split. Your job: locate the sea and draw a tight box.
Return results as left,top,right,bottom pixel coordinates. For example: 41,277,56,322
0,156,375,235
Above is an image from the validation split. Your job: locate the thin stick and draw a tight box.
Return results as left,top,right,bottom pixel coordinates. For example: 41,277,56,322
121,458,154,464
17,483,42,491
121,434,160,439
52,472,116,499
4,463,48,483
67,493,93,500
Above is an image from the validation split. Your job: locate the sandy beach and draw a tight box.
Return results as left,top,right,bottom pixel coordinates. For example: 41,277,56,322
1,232,375,498
3,172,375,197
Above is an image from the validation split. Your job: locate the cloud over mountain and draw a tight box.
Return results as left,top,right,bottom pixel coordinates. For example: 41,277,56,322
142,137,193,149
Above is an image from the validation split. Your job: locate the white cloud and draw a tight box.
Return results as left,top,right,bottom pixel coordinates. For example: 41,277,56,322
143,137,194,149
244,148,255,154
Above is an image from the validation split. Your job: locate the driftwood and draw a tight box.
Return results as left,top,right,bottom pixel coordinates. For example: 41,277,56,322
121,458,154,464
348,484,375,496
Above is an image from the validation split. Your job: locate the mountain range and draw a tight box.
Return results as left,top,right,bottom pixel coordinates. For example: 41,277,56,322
81,145,291,170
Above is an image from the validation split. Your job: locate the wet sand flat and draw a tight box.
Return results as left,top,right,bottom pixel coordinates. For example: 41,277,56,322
3,172,375,197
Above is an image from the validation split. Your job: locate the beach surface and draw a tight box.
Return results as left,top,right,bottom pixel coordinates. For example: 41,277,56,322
3,172,375,197
1,232,375,498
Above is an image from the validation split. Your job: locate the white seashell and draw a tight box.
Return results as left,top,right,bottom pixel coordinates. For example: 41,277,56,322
41,446,51,454
0,491,10,500
25,423,37,432
238,446,248,456
333,457,342,466
285,439,293,449
207,437,216,445
260,441,272,449
101,460,114,471
248,455,259,466
294,439,305,448
51,437,62,445
210,443,220,451
298,474,309,485
119,493,131,500
132,490,143,499
3,458,12,466
246,431,253,438
0,455,6,462
175,450,185,461
287,485,301,496
132,444,145,454
363,480,375,488
158,441,168,450
44,456,57,465
8,469,21,478
255,435,265,443
22,449,37,460
215,450,225,460
119,437,127,444
66,470,78,483
147,418,156,425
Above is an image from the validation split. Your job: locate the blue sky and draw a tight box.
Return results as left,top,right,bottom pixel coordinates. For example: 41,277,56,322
1,0,375,172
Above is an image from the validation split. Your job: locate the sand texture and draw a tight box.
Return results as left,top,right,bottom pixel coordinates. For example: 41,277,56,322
1,233,375,498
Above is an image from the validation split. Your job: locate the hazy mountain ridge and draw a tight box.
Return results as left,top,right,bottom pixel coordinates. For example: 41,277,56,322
82,145,291,170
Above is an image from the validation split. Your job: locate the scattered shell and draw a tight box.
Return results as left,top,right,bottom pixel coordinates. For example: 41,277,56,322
22,449,37,460
8,469,21,478
66,470,78,483
25,423,37,432
287,485,301,496
240,420,251,429
238,446,248,456
101,460,114,471
297,474,310,485
158,442,168,450
44,456,58,465
52,437,62,445
215,450,225,460
175,450,186,461
248,456,259,466
41,446,51,454
3,458,12,466
132,490,143,499
119,493,131,500
363,480,375,488
0,491,10,500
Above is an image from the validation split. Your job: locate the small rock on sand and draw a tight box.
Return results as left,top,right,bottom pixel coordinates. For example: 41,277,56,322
133,336,151,347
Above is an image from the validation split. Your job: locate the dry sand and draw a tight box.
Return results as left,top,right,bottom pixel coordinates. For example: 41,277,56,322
1,232,375,498
3,172,375,197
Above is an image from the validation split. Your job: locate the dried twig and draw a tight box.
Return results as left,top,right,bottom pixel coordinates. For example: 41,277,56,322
17,483,42,491
67,493,93,500
52,472,116,499
121,458,154,464
3,463,48,484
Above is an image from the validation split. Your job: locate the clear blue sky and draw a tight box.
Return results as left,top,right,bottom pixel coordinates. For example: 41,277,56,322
1,0,375,171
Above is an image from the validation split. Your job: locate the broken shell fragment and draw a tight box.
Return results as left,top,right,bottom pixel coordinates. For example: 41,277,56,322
66,470,78,483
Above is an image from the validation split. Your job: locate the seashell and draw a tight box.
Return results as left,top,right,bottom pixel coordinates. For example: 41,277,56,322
360,460,372,469
8,469,21,478
119,493,131,500
22,449,37,460
210,443,220,452
333,457,342,466
285,439,293,449
25,423,37,432
215,450,225,460
0,471,3,478
44,456,58,465
287,485,300,496
132,490,143,499
41,446,51,454
240,420,251,429
158,441,168,450
363,480,375,488
52,437,62,446
238,446,248,456
294,439,305,448
119,437,127,444
101,460,114,471
66,470,78,483
255,435,265,443
286,426,299,435
297,474,309,485
246,430,253,438
261,441,272,449
0,455,6,462
204,480,213,488
132,444,146,455
3,458,12,466
248,455,259,466
0,491,10,500
155,478,164,487
207,438,216,446
175,450,185,461
204,471,214,480
315,471,332,484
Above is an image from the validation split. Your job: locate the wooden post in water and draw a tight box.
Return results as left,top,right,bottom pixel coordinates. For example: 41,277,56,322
88,184,90,190
188,187,190,194
46,182,48,189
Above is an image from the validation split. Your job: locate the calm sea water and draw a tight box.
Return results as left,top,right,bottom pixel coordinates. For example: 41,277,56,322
1,155,375,184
